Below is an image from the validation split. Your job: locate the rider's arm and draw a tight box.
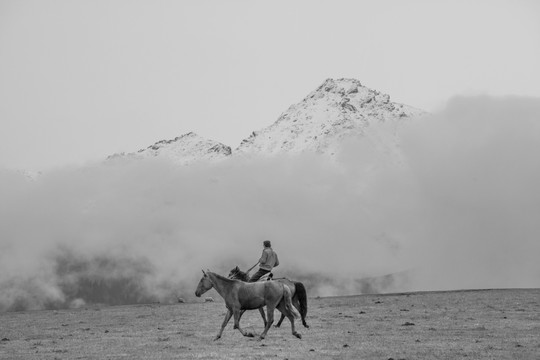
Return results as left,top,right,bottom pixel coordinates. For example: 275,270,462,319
259,249,268,264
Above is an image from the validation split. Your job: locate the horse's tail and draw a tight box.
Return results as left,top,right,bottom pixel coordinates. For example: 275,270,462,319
283,285,301,319
294,281,308,324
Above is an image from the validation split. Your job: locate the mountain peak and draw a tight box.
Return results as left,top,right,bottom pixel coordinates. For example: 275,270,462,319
235,78,425,156
305,78,393,109
312,78,364,95
108,132,231,165
107,78,425,165
142,132,199,152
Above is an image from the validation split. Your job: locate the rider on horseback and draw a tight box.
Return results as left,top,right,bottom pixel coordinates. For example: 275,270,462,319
249,240,279,282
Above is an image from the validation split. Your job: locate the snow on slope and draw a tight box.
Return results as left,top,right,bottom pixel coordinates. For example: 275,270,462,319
235,78,426,161
108,78,426,165
107,132,232,166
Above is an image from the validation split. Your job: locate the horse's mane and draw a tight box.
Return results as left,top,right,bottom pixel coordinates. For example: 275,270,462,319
209,271,238,284
229,267,250,281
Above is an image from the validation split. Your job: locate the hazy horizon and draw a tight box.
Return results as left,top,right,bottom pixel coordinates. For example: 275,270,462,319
1,95,539,311
1,0,539,312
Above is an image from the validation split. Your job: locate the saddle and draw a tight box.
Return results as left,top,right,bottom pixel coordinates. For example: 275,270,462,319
258,272,274,281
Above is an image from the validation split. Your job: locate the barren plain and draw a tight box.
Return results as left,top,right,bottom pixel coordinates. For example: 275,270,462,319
1,289,539,359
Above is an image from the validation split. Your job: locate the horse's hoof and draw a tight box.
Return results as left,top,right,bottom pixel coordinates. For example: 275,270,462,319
245,332,254,338
303,323,310,328
273,324,281,328
213,336,221,341
293,332,302,339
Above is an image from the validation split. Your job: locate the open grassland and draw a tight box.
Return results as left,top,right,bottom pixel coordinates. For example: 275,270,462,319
1,289,539,359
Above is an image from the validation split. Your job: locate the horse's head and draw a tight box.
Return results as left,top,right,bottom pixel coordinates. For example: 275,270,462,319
195,270,213,297
228,266,248,281
228,266,239,278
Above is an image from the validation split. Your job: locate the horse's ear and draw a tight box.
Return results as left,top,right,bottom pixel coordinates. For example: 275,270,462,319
202,269,206,276
235,266,239,271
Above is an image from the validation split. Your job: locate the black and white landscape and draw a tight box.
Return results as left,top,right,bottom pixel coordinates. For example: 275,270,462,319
1,3,540,358
2,77,540,313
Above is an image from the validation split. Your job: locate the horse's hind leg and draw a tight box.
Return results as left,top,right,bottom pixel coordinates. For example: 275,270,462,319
259,308,267,327
276,302,301,339
259,306,275,340
275,312,285,327
287,313,301,339
276,296,298,327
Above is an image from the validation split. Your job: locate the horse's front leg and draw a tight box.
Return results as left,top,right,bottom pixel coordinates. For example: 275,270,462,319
238,308,264,327
233,309,254,338
214,308,233,341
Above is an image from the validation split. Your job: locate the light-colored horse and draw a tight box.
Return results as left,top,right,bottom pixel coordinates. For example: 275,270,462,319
228,266,309,328
195,270,301,340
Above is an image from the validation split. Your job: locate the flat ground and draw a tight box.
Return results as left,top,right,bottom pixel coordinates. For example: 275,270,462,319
1,289,539,359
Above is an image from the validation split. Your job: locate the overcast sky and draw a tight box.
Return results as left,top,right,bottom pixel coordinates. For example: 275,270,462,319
1,0,539,171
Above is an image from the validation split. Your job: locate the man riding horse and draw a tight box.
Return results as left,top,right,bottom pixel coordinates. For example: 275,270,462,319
228,240,309,329
249,240,279,282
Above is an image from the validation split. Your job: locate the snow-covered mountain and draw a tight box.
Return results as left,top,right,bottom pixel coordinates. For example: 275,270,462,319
107,132,232,166
236,78,425,158
109,78,425,165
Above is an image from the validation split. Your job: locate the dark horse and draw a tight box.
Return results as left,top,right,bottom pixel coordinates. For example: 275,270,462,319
195,270,302,340
228,266,309,328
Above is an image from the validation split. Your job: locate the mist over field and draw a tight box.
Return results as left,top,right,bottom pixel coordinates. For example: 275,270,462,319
402,96,540,290
1,96,539,311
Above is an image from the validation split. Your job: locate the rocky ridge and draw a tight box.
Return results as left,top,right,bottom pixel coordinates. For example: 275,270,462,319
107,132,232,165
235,78,425,157
109,78,426,165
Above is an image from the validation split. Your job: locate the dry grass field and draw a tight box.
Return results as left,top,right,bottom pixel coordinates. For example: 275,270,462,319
1,289,539,359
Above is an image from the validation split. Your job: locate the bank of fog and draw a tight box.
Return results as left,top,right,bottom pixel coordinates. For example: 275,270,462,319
1,95,539,311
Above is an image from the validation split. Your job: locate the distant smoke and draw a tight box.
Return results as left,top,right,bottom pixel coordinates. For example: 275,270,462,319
1,95,539,311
